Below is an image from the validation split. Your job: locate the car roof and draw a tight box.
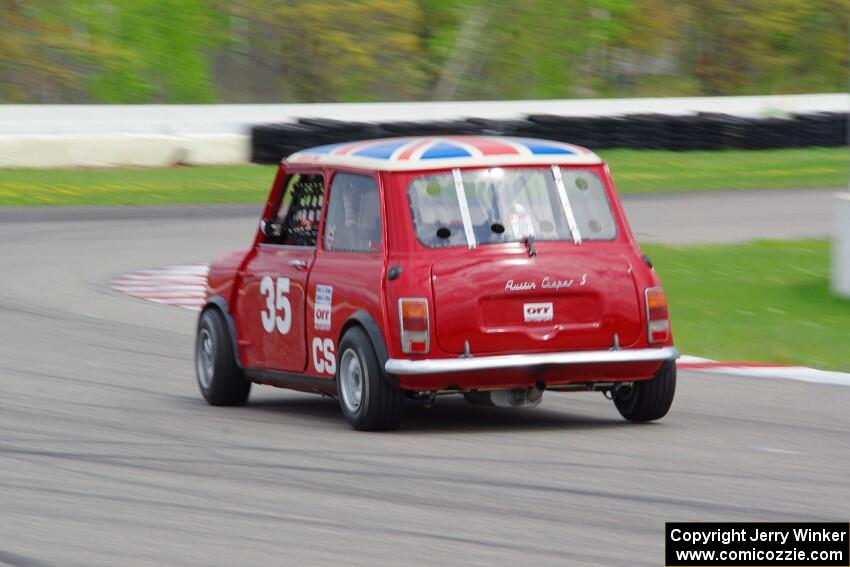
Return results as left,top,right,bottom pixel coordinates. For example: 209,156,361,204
285,136,602,171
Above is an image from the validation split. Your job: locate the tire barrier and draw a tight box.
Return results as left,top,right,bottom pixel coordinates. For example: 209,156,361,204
250,111,848,164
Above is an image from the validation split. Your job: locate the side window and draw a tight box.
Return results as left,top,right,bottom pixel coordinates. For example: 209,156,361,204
408,173,466,248
559,168,618,240
267,173,324,246
323,173,382,253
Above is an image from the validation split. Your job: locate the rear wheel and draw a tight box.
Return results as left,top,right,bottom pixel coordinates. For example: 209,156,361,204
337,327,403,431
195,308,251,406
614,360,676,422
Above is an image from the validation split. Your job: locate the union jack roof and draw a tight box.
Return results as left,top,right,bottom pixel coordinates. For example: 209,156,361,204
286,136,601,171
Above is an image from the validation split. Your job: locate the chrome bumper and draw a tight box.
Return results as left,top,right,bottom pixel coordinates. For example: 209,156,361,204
385,347,679,375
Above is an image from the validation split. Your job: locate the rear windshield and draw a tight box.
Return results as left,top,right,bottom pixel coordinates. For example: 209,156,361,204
407,167,617,248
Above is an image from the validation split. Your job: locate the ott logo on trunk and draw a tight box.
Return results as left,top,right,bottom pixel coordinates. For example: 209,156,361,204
523,302,554,322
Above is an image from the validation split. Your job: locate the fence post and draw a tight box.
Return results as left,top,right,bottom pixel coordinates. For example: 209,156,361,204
832,193,850,298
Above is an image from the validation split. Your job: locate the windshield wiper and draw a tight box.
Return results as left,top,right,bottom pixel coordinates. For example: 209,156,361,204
524,235,537,257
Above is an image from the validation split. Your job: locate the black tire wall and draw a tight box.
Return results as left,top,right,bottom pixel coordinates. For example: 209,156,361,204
250,111,848,164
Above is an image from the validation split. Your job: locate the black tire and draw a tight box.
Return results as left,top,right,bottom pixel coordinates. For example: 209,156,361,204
336,327,404,431
614,360,676,422
195,308,251,406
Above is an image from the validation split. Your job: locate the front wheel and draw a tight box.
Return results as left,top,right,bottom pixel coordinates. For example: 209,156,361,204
613,360,676,422
195,308,251,406
337,327,404,431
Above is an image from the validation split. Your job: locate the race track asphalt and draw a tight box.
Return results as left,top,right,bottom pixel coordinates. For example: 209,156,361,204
622,187,841,244
1,189,848,567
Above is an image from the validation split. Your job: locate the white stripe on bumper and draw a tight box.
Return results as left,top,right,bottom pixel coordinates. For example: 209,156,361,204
385,347,679,375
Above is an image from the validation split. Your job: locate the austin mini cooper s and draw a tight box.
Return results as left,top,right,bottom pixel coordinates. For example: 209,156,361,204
195,136,679,430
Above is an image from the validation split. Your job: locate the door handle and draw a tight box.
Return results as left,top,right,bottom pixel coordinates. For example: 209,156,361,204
288,259,309,270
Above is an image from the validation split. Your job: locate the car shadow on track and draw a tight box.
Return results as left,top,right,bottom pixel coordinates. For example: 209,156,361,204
242,393,633,434
399,398,630,434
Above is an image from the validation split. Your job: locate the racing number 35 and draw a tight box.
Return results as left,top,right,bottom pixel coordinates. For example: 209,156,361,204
260,276,291,334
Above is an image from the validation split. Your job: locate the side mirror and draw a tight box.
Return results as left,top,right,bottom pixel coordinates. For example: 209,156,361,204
260,218,284,239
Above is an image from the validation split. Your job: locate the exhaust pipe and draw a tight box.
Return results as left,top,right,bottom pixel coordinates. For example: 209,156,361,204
464,386,544,408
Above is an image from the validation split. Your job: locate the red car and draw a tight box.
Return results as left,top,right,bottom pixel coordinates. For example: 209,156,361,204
195,136,678,430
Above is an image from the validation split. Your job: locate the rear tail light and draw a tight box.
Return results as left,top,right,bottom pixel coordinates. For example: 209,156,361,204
645,287,670,344
399,298,430,354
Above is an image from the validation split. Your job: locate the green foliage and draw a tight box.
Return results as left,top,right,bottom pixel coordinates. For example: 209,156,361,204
620,0,849,96
457,0,636,100
79,0,222,102
0,0,848,102
271,0,428,101
0,0,128,102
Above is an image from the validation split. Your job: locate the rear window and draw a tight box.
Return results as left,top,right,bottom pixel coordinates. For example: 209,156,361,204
407,167,616,248
560,168,618,240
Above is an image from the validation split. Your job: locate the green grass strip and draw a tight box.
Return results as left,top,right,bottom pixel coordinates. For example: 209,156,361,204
0,165,275,207
603,147,848,193
644,240,850,372
0,147,846,207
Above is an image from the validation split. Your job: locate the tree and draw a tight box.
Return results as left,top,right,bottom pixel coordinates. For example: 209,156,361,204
1,0,847,103
271,0,428,102
0,0,124,102
79,0,224,103
426,0,634,100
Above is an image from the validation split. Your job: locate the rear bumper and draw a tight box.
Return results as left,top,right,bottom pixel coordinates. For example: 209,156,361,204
385,346,679,375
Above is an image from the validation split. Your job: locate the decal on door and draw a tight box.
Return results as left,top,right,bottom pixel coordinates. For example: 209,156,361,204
312,337,336,375
313,285,333,330
523,302,553,323
260,276,292,334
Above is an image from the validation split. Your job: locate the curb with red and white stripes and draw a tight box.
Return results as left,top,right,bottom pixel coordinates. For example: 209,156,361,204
109,264,208,311
109,264,850,387
677,355,850,387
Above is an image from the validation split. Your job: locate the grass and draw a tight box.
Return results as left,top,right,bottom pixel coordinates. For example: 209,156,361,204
643,240,850,372
0,147,846,207
0,165,276,207
603,146,848,193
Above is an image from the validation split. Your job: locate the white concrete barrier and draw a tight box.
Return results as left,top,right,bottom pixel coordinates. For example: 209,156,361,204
179,133,252,166
0,93,846,168
832,193,850,298
2,94,847,136
0,134,250,168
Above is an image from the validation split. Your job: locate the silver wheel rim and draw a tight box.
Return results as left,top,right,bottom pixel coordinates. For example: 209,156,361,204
197,327,215,389
339,348,365,413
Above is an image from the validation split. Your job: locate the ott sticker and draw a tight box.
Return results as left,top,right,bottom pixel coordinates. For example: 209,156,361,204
314,285,333,330
523,302,553,323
